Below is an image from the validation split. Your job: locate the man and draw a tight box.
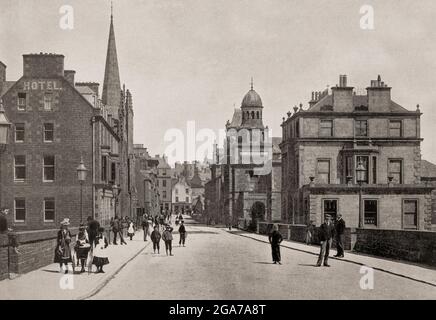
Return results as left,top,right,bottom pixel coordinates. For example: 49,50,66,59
142,213,150,241
112,216,126,245
316,215,334,267
268,224,283,265
334,213,346,258
178,220,186,247
87,216,100,247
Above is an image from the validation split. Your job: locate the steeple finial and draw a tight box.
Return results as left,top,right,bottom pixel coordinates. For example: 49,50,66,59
250,77,254,90
111,0,113,20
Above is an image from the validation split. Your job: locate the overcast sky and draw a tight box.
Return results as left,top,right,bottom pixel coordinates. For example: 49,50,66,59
1,0,436,164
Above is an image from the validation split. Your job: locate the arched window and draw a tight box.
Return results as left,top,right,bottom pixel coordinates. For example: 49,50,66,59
247,111,250,119
257,111,260,119
251,111,255,119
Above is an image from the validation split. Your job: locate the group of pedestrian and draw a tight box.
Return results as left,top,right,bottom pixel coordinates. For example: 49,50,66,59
268,213,346,267
110,216,136,245
54,216,110,274
142,212,187,256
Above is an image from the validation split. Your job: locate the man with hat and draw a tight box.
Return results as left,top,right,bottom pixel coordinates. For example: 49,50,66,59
316,214,335,267
334,213,346,258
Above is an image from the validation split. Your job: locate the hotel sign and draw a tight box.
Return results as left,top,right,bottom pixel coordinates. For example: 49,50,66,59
23,80,62,91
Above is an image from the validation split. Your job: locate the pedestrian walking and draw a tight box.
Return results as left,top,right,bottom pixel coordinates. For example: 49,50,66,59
142,214,150,241
127,221,135,240
112,216,126,245
334,214,346,258
151,225,161,254
305,220,315,245
93,227,109,273
268,224,283,264
75,224,91,273
316,215,335,267
178,220,187,247
162,225,174,256
87,216,100,248
54,218,73,274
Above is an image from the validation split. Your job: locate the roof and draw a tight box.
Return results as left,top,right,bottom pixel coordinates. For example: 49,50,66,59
228,109,242,128
242,89,263,108
1,81,16,97
272,137,282,154
421,160,436,178
76,85,95,95
307,94,409,113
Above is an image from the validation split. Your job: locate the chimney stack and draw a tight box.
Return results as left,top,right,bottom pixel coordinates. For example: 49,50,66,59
339,74,348,87
332,74,354,112
23,53,64,78
64,70,75,86
0,61,6,83
366,75,392,112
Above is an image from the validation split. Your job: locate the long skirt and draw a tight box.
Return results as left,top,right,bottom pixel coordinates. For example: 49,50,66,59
271,244,281,262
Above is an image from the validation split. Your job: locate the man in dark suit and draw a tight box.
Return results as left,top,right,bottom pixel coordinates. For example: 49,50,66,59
316,215,334,267
334,213,346,258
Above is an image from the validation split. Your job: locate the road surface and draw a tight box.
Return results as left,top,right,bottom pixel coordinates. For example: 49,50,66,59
91,220,436,300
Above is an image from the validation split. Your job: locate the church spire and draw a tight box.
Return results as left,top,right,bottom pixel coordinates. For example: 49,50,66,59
102,1,121,117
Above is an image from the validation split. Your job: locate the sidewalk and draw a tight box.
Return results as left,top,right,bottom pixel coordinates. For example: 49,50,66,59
0,230,149,300
229,229,436,287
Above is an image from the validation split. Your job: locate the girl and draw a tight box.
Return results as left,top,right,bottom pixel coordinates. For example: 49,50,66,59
75,224,91,273
127,220,135,240
150,225,161,254
92,227,109,273
54,218,73,274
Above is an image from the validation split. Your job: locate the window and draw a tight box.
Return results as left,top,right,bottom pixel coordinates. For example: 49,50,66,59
364,200,378,226
15,123,25,142
111,162,116,182
356,156,369,184
403,200,418,229
323,200,337,220
163,180,167,187
18,93,26,110
175,188,179,195
44,92,53,111
317,160,330,184
186,197,189,203
43,123,54,142
176,197,179,202
389,120,402,137
355,120,368,137
186,188,189,194
162,170,166,176
14,155,26,181
101,156,108,182
256,111,260,119
43,156,55,181
163,191,167,199
14,198,26,222
44,198,55,222
320,120,333,137
372,156,377,184
388,159,402,184
345,156,353,180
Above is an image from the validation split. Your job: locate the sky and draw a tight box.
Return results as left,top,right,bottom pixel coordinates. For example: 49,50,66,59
1,0,436,164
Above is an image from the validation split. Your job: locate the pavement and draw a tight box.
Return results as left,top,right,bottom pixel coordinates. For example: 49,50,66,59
0,216,435,300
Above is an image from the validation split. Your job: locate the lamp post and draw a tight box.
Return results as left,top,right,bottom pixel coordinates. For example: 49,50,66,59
356,160,367,228
0,99,11,214
76,157,88,224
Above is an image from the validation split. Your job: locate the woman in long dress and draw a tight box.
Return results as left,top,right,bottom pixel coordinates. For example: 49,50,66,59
54,218,73,273
268,224,283,265
92,227,109,273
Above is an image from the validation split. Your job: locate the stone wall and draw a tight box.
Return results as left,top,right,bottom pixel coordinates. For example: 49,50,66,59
353,228,436,266
0,228,78,280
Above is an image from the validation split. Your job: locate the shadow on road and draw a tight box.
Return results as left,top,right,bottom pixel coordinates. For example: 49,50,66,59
298,264,319,268
253,262,274,265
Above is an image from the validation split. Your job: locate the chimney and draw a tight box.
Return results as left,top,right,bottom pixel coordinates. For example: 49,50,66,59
0,61,6,93
332,74,353,112
367,75,392,112
64,70,75,86
23,53,64,78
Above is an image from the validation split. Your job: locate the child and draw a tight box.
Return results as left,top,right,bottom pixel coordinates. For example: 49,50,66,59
150,225,161,254
93,227,109,273
75,224,91,273
162,225,174,256
127,221,135,241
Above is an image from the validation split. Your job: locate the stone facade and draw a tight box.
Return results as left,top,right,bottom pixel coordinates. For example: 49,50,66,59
281,75,434,230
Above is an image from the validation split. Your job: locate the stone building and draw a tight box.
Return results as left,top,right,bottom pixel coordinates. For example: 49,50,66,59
172,177,192,214
205,82,281,229
156,155,173,215
280,75,434,230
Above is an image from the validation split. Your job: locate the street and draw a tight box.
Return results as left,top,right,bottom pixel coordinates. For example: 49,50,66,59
90,218,436,300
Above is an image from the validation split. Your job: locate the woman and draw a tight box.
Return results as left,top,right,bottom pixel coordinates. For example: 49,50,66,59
54,218,73,273
93,227,109,273
75,224,91,273
162,225,174,256
268,224,283,265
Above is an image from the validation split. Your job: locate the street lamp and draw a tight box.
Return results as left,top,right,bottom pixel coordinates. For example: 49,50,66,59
356,160,366,228
0,99,11,213
77,157,88,224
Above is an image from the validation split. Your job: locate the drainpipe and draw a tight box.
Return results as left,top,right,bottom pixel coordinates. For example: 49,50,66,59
91,116,96,220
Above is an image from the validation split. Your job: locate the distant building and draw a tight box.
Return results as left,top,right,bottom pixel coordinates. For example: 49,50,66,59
172,177,192,214
156,155,173,214
280,75,434,230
